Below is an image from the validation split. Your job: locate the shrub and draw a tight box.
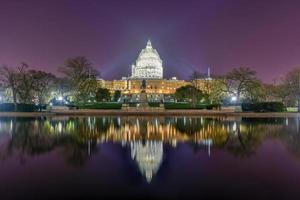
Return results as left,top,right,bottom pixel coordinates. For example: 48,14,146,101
17,104,37,112
0,103,37,112
241,102,285,112
206,103,221,110
128,102,138,107
77,103,122,109
148,102,160,107
164,103,220,110
164,103,193,109
0,103,15,111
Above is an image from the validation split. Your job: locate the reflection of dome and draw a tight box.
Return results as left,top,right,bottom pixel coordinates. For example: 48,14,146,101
131,40,163,79
130,141,163,182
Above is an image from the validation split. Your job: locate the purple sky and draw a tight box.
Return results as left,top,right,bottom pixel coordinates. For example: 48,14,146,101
1,0,300,82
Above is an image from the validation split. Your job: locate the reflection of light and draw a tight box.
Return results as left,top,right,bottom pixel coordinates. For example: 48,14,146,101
118,117,121,126
10,120,13,132
197,139,213,157
231,96,237,102
2,117,238,165
232,122,237,132
58,96,63,101
172,139,177,147
57,122,63,133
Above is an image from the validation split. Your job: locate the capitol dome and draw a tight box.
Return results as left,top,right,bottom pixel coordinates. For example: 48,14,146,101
131,40,163,79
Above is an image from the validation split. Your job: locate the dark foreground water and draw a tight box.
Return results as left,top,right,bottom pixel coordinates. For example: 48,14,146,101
1,116,300,199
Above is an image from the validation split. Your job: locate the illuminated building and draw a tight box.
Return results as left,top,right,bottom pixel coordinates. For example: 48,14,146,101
98,40,214,102
131,40,163,79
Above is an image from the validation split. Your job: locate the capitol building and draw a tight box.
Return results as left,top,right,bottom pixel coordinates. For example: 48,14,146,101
99,40,211,102
131,40,163,79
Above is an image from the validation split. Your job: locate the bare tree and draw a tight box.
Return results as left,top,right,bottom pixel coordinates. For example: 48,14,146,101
30,70,56,104
15,63,35,103
284,67,300,111
189,70,206,88
223,67,262,104
59,56,99,103
264,83,291,105
0,65,19,110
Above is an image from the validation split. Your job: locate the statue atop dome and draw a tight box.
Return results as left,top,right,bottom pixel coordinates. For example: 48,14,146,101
146,39,152,49
131,40,163,79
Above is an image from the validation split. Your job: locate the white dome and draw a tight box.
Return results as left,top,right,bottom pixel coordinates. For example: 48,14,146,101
131,40,163,79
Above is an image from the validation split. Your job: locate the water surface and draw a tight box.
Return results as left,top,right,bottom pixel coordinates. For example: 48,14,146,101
0,116,300,199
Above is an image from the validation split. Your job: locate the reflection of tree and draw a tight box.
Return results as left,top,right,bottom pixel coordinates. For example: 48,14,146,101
59,138,98,166
242,117,285,125
273,118,300,159
281,133,300,157
1,117,104,166
0,115,295,167
224,122,265,158
174,117,204,134
9,118,55,155
172,117,274,157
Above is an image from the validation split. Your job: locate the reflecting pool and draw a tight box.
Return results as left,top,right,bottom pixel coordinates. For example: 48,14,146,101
1,116,300,199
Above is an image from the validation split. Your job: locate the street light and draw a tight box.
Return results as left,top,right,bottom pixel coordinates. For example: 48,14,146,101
231,96,237,102
58,96,63,101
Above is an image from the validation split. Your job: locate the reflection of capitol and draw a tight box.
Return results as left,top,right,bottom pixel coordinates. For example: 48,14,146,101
102,117,216,182
130,141,163,182
0,116,244,182
102,117,220,146
55,117,217,182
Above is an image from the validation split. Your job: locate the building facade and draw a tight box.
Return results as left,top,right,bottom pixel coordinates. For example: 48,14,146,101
98,40,213,102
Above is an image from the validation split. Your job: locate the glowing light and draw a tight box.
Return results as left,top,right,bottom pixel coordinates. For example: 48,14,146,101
231,96,237,102
58,96,63,101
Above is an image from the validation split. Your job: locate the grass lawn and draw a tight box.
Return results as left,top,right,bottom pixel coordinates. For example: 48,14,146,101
287,107,298,112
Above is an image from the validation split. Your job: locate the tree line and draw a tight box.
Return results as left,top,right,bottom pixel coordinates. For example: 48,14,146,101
1,56,300,109
0,56,104,110
176,66,300,108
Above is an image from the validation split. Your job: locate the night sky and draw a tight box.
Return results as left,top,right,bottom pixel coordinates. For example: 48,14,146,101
1,0,300,82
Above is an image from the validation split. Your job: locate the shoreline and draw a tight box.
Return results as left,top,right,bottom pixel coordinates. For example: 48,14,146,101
0,109,299,117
